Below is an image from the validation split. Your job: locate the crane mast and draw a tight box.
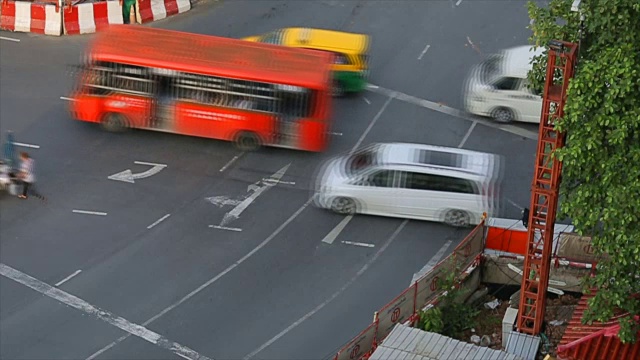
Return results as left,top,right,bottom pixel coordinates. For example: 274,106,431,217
517,40,579,335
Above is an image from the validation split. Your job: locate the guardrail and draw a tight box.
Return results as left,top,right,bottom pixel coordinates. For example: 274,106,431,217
332,219,486,360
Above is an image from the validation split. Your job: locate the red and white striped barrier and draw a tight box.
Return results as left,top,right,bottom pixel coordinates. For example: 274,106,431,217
138,0,190,23
0,0,62,36
64,0,122,35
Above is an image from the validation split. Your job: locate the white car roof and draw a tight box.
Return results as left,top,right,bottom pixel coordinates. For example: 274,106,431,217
500,45,545,78
366,142,500,178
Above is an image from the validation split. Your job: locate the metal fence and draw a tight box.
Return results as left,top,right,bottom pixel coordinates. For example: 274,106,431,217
332,219,486,360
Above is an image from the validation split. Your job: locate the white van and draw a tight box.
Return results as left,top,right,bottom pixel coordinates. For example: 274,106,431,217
463,46,544,123
312,143,503,227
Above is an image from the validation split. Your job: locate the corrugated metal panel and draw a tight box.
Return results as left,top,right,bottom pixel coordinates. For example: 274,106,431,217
505,330,541,360
557,291,640,360
369,324,524,360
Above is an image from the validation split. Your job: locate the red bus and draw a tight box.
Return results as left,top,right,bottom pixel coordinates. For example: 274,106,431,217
68,25,334,152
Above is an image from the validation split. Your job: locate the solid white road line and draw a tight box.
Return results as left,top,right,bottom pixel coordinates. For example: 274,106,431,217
87,198,314,360
366,83,537,140
72,210,107,216
147,214,171,229
418,44,431,60
55,270,82,287
219,153,243,172
209,225,243,232
0,36,20,42
321,215,354,244
363,97,371,105
351,97,392,153
342,241,375,248
411,240,453,284
243,219,409,360
0,264,212,360
458,121,478,148
12,142,40,149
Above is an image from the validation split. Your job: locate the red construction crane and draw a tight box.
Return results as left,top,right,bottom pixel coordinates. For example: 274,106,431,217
516,40,579,335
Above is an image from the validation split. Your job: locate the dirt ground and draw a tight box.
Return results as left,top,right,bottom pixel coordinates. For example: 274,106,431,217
460,287,581,358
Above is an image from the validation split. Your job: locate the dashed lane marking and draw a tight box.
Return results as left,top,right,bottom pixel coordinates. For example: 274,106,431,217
458,121,478,148
12,142,40,149
147,214,171,229
0,36,20,42
219,153,243,172
72,210,107,216
209,225,243,232
342,241,375,248
418,44,431,60
55,270,82,287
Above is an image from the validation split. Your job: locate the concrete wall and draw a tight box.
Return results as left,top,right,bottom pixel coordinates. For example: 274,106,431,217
482,255,589,293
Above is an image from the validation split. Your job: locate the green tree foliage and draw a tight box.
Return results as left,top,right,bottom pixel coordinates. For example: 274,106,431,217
526,0,640,343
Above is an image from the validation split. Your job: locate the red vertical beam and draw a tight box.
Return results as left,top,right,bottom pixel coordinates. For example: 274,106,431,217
516,41,579,335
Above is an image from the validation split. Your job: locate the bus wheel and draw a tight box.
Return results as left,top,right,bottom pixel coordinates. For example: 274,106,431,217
444,209,471,228
332,80,344,97
234,131,261,152
102,113,128,132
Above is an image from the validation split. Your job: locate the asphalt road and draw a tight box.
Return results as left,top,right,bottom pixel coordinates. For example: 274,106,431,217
1,1,540,359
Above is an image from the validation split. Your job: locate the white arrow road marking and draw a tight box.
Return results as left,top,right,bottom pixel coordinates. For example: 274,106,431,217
205,196,243,208
321,215,353,244
0,264,212,360
108,162,167,183
219,164,290,227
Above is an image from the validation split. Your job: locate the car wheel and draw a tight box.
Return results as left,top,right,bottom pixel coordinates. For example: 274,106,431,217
444,209,471,228
492,107,515,123
332,80,345,97
234,131,261,152
331,197,357,215
102,113,128,132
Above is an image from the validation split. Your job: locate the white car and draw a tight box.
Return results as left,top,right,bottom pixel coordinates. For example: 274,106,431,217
313,143,503,227
464,46,544,123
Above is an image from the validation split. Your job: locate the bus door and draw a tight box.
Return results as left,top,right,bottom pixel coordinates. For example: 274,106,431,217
274,86,311,148
150,69,178,131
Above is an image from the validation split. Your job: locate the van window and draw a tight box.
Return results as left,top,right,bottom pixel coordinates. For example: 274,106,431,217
401,172,478,194
368,170,395,187
418,150,463,168
493,77,520,91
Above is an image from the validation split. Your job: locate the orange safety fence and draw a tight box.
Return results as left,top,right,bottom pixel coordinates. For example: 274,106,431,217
2,0,60,12
332,219,486,360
